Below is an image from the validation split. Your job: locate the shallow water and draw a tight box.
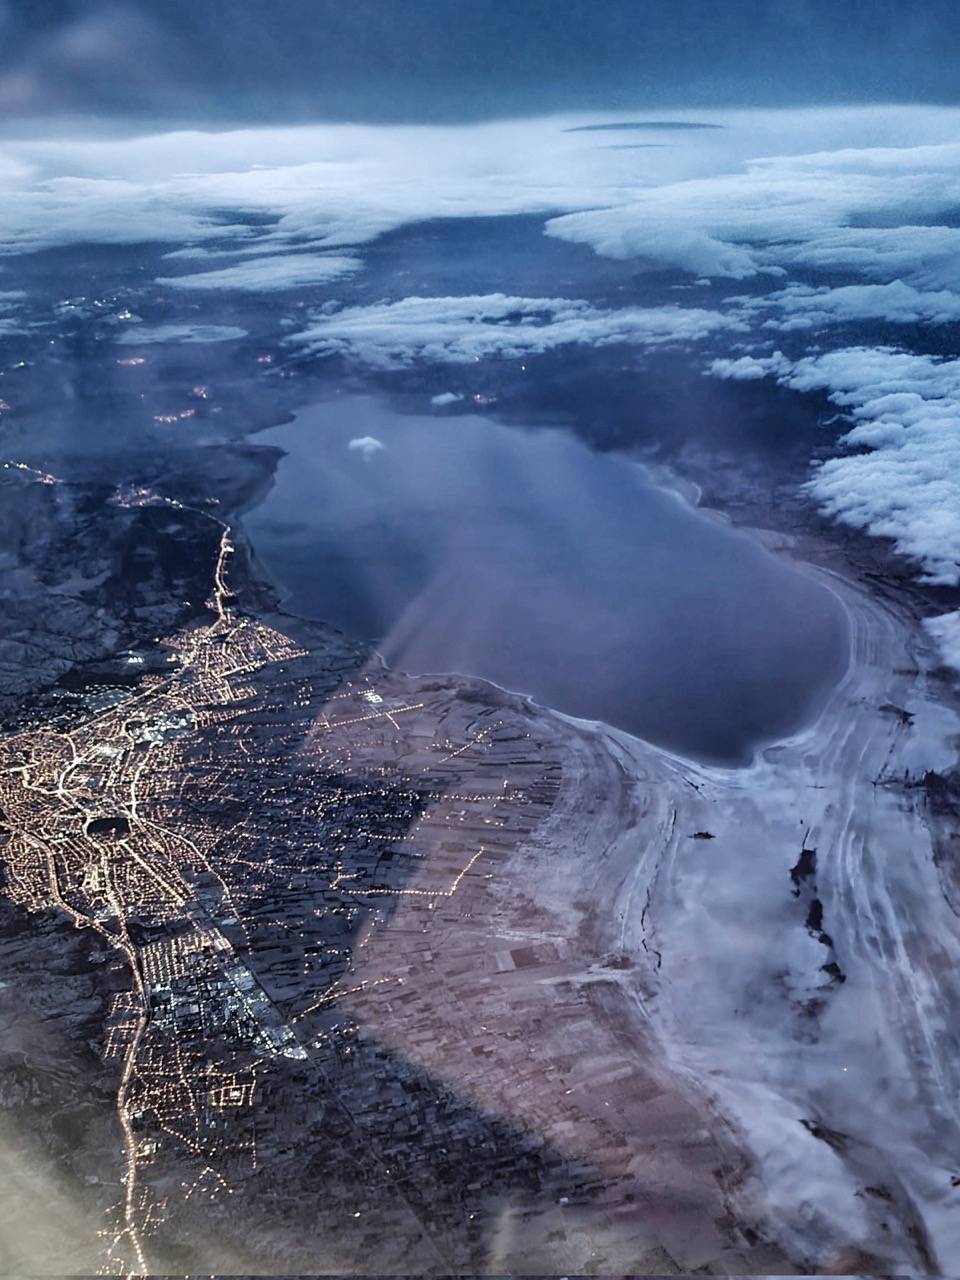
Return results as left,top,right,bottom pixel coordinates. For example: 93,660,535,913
246,395,849,764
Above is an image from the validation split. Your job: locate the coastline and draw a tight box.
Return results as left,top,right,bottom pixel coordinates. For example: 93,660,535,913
241,393,853,770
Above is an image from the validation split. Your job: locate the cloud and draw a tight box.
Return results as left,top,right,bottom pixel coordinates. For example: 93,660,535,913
291,293,742,368
156,253,360,292
347,435,385,458
0,116,617,259
114,323,248,344
546,135,960,284
733,279,960,330
547,218,763,279
712,345,960,584
0,289,25,335
430,391,463,406
925,611,960,672
708,353,791,381
760,224,960,291
1,106,960,276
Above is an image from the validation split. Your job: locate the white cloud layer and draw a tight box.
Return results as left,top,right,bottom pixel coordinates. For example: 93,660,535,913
1,107,959,289
546,136,960,285
925,611,960,671
0,289,25,336
156,253,360,292
114,323,248,344
733,280,960,330
0,117,618,259
712,346,960,584
291,293,741,367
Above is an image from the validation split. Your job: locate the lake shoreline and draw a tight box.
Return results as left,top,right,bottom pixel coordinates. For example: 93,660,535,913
242,392,851,767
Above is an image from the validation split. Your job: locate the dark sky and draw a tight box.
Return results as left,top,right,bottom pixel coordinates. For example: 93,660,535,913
1,0,958,123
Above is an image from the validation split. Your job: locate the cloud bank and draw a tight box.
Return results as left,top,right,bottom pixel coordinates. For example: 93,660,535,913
546,137,960,285
291,294,742,368
712,346,960,584
1,107,959,281
0,289,25,336
732,280,960,330
156,254,361,292
114,323,249,344
925,611,960,672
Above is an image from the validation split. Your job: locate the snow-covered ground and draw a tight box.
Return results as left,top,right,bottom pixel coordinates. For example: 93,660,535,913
599,562,960,1271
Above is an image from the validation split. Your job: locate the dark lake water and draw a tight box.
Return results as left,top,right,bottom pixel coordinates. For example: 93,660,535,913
246,395,849,764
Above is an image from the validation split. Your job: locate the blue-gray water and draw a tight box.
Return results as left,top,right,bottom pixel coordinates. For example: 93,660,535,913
247,395,849,764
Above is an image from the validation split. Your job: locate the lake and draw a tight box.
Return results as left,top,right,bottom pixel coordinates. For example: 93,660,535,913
246,394,849,764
